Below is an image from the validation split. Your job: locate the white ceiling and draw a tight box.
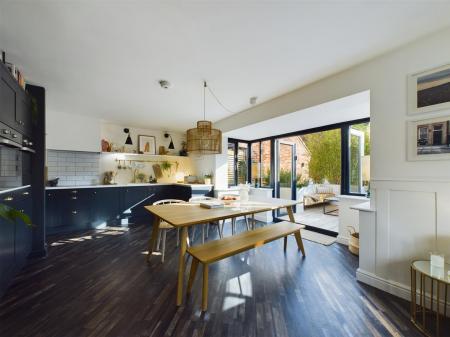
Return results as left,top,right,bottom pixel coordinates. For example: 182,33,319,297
225,90,370,140
1,1,450,132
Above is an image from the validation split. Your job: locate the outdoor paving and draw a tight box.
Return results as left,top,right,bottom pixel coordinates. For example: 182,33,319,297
282,204,339,233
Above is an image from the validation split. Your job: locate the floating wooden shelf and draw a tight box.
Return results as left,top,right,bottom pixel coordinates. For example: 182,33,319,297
100,152,187,159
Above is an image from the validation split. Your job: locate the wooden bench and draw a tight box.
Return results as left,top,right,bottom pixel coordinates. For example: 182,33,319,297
186,221,306,311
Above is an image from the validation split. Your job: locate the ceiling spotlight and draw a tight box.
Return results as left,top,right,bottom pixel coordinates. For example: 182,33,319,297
250,96,258,105
159,80,172,89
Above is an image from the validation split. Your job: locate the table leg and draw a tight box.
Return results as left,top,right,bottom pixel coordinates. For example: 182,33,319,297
287,206,305,256
437,280,440,336
445,284,448,318
177,227,188,306
147,216,161,263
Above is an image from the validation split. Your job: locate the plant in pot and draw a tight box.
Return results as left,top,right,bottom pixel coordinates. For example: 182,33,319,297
179,141,188,156
204,173,213,185
160,161,173,177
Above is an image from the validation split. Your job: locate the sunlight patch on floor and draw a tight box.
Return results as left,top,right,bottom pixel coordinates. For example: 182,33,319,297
49,227,128,247
222,296,246,311
226,272,253,297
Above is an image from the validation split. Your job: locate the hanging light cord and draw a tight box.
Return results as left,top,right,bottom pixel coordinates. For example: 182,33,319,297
204,81,237,114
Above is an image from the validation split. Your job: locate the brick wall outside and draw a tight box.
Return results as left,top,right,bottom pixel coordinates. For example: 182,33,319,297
251,137,310,182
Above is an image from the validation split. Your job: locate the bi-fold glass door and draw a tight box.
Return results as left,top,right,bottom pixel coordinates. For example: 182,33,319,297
275,140,296,216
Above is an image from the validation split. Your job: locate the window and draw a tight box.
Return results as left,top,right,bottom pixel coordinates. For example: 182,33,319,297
237,143,248,184
348,122,370,195
227,140,249,186
261,140,271,187
418,126,428,141
249,140,272,187
227,143,236,186
250,142,261,186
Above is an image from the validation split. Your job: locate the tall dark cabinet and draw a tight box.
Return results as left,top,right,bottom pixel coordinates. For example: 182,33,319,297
26,85,46,258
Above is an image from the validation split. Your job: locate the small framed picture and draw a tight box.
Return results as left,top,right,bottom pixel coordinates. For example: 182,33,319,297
408,64,450,115
138,135,156,155
407,115,450,161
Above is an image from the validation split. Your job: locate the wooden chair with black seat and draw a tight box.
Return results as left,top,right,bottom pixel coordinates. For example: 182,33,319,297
188,196,223,242
153,199,186,263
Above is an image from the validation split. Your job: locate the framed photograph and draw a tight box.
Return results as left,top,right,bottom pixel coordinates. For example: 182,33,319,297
407,115,450,161
408,64,450,115
138,135,156,155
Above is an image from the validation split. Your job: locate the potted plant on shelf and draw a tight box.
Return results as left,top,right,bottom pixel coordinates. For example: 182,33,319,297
204,173,213,185
179,141,188,156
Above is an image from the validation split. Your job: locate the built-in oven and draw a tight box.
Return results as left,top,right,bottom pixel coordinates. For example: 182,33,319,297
0,121,34,190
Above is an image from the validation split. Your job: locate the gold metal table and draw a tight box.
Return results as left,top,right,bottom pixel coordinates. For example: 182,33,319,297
411,260,450,337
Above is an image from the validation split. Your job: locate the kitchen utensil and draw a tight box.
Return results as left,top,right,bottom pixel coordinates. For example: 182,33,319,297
153,164,163,179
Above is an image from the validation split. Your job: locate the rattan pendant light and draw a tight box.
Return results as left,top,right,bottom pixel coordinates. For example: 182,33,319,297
186,81,222,154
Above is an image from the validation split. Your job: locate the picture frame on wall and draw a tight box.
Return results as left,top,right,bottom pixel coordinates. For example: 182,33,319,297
407,115,450,161
408,64,450,115
138,135,156,155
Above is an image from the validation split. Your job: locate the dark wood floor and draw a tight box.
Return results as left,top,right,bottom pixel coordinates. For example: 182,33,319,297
0,221,426,337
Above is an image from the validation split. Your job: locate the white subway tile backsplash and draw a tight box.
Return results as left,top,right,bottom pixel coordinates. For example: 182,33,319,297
47,150,100,186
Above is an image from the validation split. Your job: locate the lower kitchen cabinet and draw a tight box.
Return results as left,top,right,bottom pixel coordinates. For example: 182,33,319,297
0,187,33,297
45,184,192,235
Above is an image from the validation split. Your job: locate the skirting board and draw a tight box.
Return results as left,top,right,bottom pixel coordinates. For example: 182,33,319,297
357,268,450,312
356,269,410,301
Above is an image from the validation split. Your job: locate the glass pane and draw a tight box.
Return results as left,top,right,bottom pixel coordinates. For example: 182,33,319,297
227,143,235,186
237,142,248,184
279,143,293,188
261,140,271,187
301,129,341,187
349,122,370,194
250,142,261,187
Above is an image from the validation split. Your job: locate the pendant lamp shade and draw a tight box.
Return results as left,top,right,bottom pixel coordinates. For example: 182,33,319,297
186,82,222,154
187,120,222,154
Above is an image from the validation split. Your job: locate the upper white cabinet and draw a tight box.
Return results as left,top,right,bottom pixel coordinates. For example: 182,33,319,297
46,110,101,152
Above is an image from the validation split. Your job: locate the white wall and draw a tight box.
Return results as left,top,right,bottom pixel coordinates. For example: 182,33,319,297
46,110,101,152
100,123,186,155
214,27,450,299
337,195,369,245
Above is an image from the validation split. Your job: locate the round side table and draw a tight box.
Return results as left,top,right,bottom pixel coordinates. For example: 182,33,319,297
411,260,450,337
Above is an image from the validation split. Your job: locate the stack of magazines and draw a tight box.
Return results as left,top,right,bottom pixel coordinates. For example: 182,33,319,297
200,201,224,209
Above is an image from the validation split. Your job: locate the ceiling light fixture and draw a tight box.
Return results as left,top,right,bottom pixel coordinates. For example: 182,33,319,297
186,81,222,154
159,80,172,89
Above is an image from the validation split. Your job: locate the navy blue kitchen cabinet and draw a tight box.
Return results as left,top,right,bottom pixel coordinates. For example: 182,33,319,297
0,187,33,297
45,184,192,235
91,187,121,227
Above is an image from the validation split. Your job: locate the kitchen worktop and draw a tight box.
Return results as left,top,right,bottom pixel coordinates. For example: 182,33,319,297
0,185,32,195
45,183,214,190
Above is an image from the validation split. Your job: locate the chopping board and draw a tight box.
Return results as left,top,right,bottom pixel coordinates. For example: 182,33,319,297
152,164,163,179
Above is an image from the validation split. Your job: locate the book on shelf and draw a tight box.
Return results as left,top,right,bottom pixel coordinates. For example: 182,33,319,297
4,62,26,89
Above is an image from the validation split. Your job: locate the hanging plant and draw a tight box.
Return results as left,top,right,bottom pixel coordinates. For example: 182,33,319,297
160,161,173,177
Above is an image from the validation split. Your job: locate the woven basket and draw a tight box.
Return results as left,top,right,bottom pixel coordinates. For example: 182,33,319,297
347,226,359,256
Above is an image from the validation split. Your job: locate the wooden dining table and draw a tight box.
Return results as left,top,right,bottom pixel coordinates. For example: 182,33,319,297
145,197,302,306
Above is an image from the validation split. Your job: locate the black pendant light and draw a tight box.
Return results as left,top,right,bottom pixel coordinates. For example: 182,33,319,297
165,132,175,149
124,128,133,145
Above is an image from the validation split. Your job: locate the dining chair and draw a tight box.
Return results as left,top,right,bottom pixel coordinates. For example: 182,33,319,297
188,196,223,242
153,199,186,263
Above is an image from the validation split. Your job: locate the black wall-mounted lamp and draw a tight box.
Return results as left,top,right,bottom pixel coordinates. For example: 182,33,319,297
124,128,133,145
164,132,175,150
